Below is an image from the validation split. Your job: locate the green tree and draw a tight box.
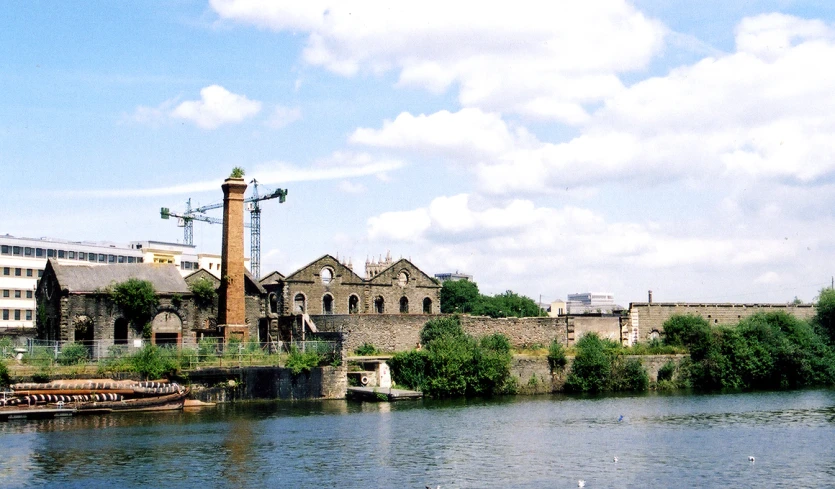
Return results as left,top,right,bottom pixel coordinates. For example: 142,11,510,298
420,316,465,345
110,278,159,334
814,287,835,345
440,280,480,313
480,290,544,318
662,314,711,347
189,277,218,308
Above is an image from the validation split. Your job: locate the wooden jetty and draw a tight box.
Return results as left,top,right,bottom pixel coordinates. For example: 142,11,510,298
347,386,422,401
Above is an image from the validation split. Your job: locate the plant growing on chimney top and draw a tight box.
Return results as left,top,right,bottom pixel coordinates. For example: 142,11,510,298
230,167,245,178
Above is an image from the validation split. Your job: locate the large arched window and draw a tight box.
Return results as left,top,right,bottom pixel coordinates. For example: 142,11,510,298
374,296,385,314
269,293,279,314
400,296,409,313
321,267,333,285
323,294,334,315
294,293,306,313
348,295,360,314
114,317,129,345
423,297,433,314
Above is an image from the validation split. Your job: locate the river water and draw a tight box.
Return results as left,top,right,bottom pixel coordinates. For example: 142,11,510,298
1,389,834,489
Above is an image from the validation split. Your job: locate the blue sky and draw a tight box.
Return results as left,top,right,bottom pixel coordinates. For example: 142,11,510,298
3,1,835,305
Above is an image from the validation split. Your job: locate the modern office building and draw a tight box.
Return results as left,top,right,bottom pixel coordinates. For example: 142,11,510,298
433,271,473,283
566,292,616,314
0,235,144,330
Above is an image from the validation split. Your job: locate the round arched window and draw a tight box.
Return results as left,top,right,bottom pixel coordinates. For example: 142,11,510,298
398,271,409,287
321,267,333,285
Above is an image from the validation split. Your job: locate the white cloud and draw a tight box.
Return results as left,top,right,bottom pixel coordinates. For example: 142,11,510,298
266,105,301,129
338,180,366,194
170,85,262,129
210,0,666,122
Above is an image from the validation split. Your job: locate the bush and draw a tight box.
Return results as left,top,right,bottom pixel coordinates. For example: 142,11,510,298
420,316,465,345
657,360,676,382
130,344,180,380
110,278,159,331
354,343,380,356
190,278,218,309
662,314,711,347
390,350,428,390
0,361,10,388
564,333,649,393
547,340,567,371
57,343,90,366
285,347,322,375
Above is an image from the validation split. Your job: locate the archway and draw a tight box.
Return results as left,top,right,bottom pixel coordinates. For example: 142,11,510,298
400,296,409,314
423,297,433,314
151,311,182,346
114,317,129,345
374,296,385,314
294,293,306,313
323,294,334,315
348,295,360,314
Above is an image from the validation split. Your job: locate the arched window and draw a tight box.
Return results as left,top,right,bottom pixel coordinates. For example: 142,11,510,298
294,293,306,313
321,267,333,285
323,294,334,315
348,295,360,314
400,296,409,313
398,271,409,287
374,296,385,314
269,293,278,314
423,297,433,314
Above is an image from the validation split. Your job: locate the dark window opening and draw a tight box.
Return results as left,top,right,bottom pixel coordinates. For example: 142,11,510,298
323,294,334,314
423,298,432,314
349,295,359,314
114,318,129,345
374,296,385,314
400,296,409,314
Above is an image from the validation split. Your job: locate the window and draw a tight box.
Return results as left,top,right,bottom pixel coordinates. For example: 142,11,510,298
294,294,306,313
14,310,20,320
108,255,116,263
118,255,125,263
14,268,21,276
26,290,32,299
35,248,44,257
88,253,97,262
78,252,86,260
138,257,143,263
0,245,9,254
57,250,66,258
25,310,32,321
26,269,32,277
14,290,21,299
98,254,106,262
2,310,8,320
127,257,136,263
183,262,192,270
47,249,55,257
68,251,76,259
349,295,359,314
374,296,385,314
2,290,8,298
37,269,43,278
423,297,433,314
398,271,409,287
400,296,409,313
321,267,333,285
2,267,8,275
323,294,334,314
12,246,21,255
24,247,33,256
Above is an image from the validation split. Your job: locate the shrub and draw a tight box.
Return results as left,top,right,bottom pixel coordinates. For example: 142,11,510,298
420,316,465,345
354,343,379,356
0,361,10,388
610,357,649,391
564,333,649,393
57,342,90,366
285,347,322,375
130,344,180,380
190,278,218,309
390,350,429,390
547,340,567,371
110,278,159,331
662,314,711,347
657,360,676,382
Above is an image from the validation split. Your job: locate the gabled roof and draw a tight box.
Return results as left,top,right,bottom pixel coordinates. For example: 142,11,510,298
244,269,267,294
366,258,441,288
259,270,285,286
48,259,190,294
284,254,365,283
184,268,219,285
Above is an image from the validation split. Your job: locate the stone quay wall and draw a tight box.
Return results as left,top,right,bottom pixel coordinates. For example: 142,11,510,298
186,365,348,402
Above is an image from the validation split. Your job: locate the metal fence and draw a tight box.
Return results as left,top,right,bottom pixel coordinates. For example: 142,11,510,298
1,338,342,370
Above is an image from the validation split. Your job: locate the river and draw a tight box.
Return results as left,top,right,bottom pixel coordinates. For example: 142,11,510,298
1,389,834,488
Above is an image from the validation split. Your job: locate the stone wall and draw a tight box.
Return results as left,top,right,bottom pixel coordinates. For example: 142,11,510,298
628,302,816,342
459,316,568,348
571,315,623,343
186,365,348,402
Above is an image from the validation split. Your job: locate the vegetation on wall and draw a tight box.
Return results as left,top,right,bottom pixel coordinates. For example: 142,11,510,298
230,167,245,178
354,343,380,356
109,278,159,334
389,316,515,398
189,277,218,309
439,280,544,318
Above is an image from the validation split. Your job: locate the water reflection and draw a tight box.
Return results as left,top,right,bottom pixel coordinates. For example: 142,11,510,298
1,389,834,488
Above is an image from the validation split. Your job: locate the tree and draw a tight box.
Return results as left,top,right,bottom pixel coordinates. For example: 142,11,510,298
440,279,480,313
815,287,835,345
662,314,711,347
110,279,159,334
189,277,218,309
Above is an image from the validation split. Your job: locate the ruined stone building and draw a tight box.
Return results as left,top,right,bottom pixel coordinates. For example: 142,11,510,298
36,259,268,355
260,254,441,317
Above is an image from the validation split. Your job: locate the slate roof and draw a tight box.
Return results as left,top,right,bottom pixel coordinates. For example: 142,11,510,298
49,259,191,294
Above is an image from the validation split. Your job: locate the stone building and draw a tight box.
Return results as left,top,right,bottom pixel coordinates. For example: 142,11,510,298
37,259,193,354
262,254,441,317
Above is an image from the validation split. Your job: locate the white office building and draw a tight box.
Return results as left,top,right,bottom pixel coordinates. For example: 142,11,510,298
566,292,616,314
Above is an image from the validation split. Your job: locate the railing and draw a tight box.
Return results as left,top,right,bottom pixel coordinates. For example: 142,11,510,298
2,338,342,372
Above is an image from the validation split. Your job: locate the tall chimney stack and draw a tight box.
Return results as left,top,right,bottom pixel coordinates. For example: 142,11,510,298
648,290,653,304
218,174,248,341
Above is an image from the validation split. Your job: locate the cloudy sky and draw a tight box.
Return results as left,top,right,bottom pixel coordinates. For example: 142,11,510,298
3,1,835,305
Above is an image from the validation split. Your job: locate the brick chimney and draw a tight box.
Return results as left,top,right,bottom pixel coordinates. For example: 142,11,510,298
218,176,248,341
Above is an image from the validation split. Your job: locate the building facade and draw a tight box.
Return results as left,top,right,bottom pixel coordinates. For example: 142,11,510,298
566,292,616,314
